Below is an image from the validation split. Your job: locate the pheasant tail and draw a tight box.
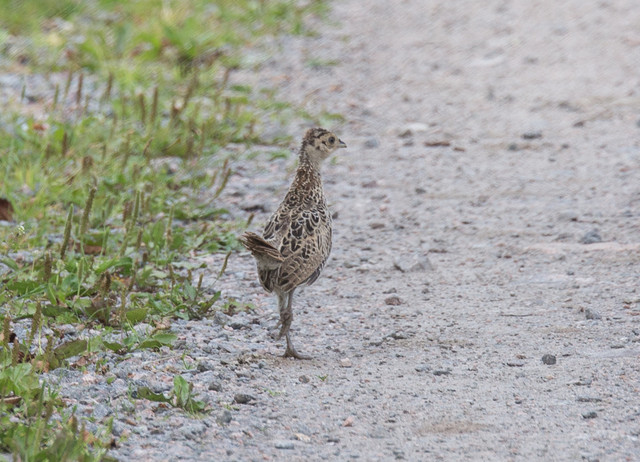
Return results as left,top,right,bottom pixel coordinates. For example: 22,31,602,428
239,232,283,270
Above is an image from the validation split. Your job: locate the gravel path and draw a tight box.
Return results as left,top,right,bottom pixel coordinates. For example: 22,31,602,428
45,1,640,460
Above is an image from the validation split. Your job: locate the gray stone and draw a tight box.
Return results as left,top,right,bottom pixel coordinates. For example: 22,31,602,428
577,396,602,403
216,410,232,426
585,308,602,320
208,380,223,392
542,354,557,365
197,360,217,372
92,403,112,421
274,440,295,450
364,137,379,149
233,393,256,404
213,311,231,326
521,131,542,140
180,423,207,440
580,229,602,244
393,253,433,272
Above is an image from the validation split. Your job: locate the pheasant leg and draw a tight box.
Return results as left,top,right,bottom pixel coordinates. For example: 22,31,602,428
284,331,312,360
277,289,311,359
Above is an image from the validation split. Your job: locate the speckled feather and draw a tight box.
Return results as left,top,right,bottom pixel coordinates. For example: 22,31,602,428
242,128,340,293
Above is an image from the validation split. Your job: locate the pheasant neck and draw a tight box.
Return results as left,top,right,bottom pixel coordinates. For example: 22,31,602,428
299,150,323,172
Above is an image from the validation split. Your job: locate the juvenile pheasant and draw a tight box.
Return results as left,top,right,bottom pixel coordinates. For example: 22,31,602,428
240,128,346,359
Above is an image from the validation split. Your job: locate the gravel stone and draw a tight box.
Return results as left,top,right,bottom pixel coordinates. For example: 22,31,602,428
580,229,602,244
576,396,603,403
216,410,232,426
521,131,542,139
208,380,223,392
180,423,207,440
233,393,256,405
340,358,353,368
384,296,402,306
364,137,379,149
213,311,231,326
542,354,557,365
585,308,602,320
274,441,295,450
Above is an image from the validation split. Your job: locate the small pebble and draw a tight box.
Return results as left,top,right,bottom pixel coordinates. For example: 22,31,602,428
208,381,223,392
216,410,232,426
229,320,250,330
433,369,451,376
340,358,353,368
213,311,231,326
342,415,355,427
393,254,433,273
574,378,593,386
542,354,556,365
197,360,217,372
364,137,379,149
582,411,597,419
506,361,525,367
576,396,602,403
580,229,602,244
295,433,311,442
388,331,408,340
233,393,256,404
585,308,602,320
521,131,542,140
274,441,295,450
299,375,310,383
384,296,402,306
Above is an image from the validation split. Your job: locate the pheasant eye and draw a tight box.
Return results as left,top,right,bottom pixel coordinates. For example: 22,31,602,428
328,136,335,144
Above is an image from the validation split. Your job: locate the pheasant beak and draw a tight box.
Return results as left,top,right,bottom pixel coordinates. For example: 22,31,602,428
338,139,347,148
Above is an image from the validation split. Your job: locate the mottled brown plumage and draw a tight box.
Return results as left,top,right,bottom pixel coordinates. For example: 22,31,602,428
240,128,346,359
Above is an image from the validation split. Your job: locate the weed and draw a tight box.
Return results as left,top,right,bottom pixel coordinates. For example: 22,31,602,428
0,0,329,458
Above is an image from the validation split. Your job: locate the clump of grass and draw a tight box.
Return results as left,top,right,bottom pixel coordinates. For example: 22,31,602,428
0,0,329,458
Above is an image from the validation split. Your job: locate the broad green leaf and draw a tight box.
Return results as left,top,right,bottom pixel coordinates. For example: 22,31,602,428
126,307,148,324
0,257,18,271
103,341,126,353
42,305,67,318
137,386,171,403
54,339,88,360
137,332,176,350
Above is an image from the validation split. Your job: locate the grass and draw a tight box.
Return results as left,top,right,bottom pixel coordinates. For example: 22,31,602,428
0,0,328,459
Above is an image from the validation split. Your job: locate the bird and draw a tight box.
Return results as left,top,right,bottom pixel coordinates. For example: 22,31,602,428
239,128,346,359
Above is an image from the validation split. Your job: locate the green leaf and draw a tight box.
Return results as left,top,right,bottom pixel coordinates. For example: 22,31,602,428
103,341,126,353
125,307,148,324
5,280,44,296
173,375,189,403
137,386,171,403
54,339,88,360
0,364,40,399
0,257,19,271
94,258,118,274
42,305,67,318
137,332,176,350
46,283,58,305
184,283,197,301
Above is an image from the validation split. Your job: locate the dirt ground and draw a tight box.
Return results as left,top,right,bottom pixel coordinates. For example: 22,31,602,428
77,0,640,460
